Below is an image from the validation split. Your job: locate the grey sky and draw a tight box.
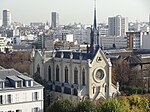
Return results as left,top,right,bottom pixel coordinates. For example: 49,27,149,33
0,0,150,25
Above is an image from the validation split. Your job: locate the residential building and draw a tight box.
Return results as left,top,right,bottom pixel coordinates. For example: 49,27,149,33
3,9,11,27
101,36,127,49
126,31,148,49
51,12,59,29
108,15,128,37
99,27,108,37
0,67,44,112
0,18,2,27
141,34,150,49
0,36,13,53
129,22,150,32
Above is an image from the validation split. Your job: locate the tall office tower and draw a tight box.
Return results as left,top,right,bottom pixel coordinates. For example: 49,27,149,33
149,15,150,32
0,18,2,27
3,9,11,27
51,12,59,29
108,15,128,37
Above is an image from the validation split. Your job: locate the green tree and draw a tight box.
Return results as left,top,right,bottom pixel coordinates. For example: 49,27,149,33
128,95,149,111
47,99,74,112
99,98,129,112
76,100,96,112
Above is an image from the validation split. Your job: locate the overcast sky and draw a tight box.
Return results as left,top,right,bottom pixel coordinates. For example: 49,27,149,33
0,0,150,25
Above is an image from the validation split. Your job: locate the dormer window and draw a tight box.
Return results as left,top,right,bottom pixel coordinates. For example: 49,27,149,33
0,79,4,89
0,82,3,89
17,75,33,87
28,80,31,87
16,81,22,88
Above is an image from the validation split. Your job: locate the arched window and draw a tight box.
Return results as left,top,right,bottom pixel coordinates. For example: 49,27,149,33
74,67,78,84
65,66,68,83
56,65,59,81
48,66,51,81
105,85,107,93
93,86,95,94
37,64,40,75
82,68,85,85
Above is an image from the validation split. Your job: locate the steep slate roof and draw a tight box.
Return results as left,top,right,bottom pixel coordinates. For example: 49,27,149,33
55,51,95,60
0,68,43,89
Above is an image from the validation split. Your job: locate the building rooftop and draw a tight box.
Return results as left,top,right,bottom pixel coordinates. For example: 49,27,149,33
7,76,23,81
55,51,94,60
0,68,43,90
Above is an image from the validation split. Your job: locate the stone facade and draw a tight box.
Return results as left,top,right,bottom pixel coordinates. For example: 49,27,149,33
30,49,119,101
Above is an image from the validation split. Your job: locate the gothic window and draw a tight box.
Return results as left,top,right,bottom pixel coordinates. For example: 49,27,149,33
48,66,51,81
56,65,59,81
105,85,107,93
74,67,78,84
37,64,40,75
65,66,68,83
93,86,95,94
82,68,85,85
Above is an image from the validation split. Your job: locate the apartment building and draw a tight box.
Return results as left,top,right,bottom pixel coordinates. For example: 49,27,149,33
0,67,44,112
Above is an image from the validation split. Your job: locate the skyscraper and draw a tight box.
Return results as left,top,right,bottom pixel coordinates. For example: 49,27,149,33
108,15,128,37
0,17,2,27
149,15,150,33
51,12,59,29
3,9,11,27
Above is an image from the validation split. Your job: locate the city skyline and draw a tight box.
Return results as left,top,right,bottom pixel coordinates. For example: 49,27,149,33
0,0,150,25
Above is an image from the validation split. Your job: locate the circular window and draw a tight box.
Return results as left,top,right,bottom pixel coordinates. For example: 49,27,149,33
96,69,104,80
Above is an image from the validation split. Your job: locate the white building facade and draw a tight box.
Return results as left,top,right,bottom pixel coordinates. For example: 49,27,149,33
0,68,44,112
101,36,127,49
0,36,13,53
108,15,128,37
126,31,148,49
141,34,150,49
0,19,2,27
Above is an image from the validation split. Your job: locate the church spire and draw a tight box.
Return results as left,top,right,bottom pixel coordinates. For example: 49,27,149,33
90,0,100,54
94,0,97,29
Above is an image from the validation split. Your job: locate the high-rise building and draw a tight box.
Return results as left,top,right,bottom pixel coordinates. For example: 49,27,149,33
51,12,59,29
0,19,2,27
3,9,11,27
108,15,128,37
149,14,150,32
0,14,2,27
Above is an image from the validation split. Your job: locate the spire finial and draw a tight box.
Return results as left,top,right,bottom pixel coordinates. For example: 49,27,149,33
94,0,97,29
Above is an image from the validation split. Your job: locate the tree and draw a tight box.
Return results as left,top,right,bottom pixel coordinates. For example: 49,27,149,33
76,100,96,112
128,95,149,111
98,98,130,112
47,99,74,112
112,59,131,85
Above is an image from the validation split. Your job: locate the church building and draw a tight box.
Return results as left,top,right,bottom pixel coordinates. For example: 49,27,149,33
30,0,119,101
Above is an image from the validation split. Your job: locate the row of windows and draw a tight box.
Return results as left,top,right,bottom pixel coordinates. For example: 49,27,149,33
0,92,39,105
0,94,11,104
48,65,86,85
0,107,40,112
0,110,21,112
